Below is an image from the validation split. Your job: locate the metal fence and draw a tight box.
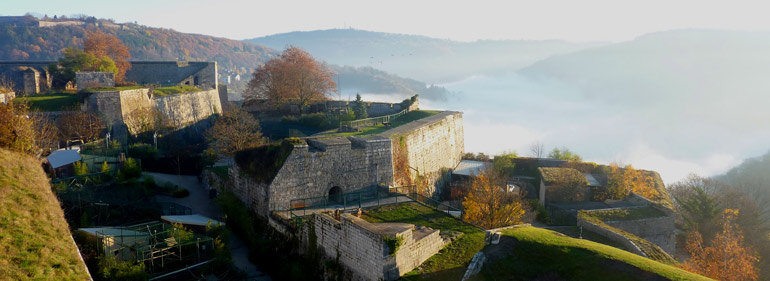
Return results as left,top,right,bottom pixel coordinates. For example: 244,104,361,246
283,186,463,221
340,108,409,128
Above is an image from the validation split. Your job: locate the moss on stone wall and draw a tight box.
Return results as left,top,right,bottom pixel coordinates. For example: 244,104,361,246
234,141,294,183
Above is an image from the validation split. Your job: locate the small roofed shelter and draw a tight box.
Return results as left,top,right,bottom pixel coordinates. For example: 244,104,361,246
161,214,224,233
448,160,492,200
46,149,82,178
538,167,591,204
78,227,151,260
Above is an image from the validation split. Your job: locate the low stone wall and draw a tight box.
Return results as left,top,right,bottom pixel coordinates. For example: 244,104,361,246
577,219,647,257
76,72,114,91
603,215,676,254
0,91,14,104
310,212,446,281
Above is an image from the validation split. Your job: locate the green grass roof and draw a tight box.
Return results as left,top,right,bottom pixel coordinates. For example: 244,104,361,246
473,226,712,281
539,167,588,185
152,85,201,96
362,202,485,281
0,149,91,280
316,110,440,137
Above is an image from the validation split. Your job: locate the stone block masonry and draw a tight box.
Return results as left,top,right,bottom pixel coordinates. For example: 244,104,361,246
382,111,464,195
310,212,447,281
76,72,114,91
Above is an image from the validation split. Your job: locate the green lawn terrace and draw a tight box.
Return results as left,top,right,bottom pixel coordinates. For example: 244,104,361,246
83,85,202,96
471,226,712,281
361,202,486,281
315,110,440,137
14,91,80,111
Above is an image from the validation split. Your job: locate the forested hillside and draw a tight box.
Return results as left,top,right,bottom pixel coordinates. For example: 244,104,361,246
0,15,276,75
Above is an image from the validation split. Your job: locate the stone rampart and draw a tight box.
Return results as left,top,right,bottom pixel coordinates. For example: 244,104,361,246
577,219,647,257
383,111,464,196
268,136,393,212
603,215,676,254
311,212,447,281
76,72,114,91
153,89,221,128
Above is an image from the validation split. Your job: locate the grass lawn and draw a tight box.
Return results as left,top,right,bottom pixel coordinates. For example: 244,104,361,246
361,202,485,281
152,85,201,96
0,149,90,280
83,85,143,92
588,205,667,221
317,110,441,137
14,92,80,111
473,226,713,281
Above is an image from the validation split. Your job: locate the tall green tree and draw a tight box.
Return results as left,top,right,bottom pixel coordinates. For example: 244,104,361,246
548,147,582,162
352,93,367,119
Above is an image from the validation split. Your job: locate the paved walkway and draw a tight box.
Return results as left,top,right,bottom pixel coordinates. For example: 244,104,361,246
145,172,272,281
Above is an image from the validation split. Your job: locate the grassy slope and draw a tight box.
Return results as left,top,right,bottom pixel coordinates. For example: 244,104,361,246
362,202,485,281
152,85,201,96
317,110,440,137
0,149,90,280
14,92,80,111
474,226,711,281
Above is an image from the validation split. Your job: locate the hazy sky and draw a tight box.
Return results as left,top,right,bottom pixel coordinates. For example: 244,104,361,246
3,0,770,42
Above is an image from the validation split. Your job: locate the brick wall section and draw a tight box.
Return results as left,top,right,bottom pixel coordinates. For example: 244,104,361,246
382,111,464,195
603,216,676,254
391,226,446,279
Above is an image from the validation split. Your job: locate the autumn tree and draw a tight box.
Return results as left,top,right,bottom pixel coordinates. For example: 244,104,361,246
0,101,38,154
681,209,759,281
492,151,517,177
205,107,263,158
84,30,132,82
605,164,657,200
463,167,526,229
57,111,104,143
245,46,336,113
56,48,118,87
548,147,582,162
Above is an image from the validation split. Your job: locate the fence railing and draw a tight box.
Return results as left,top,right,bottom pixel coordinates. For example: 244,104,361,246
340,108,409,128
282,185,463,220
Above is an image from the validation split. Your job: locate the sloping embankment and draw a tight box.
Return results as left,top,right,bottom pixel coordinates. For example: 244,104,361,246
0,149,91,280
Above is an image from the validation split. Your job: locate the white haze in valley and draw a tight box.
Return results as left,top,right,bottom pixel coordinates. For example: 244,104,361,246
347,30,770,184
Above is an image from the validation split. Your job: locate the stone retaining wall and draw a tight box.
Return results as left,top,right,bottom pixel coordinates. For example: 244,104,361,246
577,219,647,257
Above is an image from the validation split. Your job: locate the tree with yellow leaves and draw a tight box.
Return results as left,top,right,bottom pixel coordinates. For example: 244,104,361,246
606,164,658,200
681,209,759,281
462,167,526,229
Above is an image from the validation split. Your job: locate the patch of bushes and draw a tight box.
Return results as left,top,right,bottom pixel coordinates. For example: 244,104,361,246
234,141,294,183
383,235,404,256
128,143,159,160
216,190,321,281
95,255,147,281
118,157,141,180
172,188,190,198
529,200,551,224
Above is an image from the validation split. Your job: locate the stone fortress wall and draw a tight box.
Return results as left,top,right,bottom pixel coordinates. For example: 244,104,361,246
85,88,222,139
383,111,464,195
75,72,114,91
310,212,447,281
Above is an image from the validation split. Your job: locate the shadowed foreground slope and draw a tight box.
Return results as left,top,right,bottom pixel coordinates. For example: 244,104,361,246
473,226,712,281
0,149,90,280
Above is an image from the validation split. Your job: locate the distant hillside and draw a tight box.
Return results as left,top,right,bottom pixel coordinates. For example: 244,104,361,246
0,15,277,93
247,28,604,83
0,148,90,280
473,226,712,281
332,65,452,101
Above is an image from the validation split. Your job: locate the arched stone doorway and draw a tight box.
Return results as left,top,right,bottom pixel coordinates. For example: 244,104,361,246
328,186,343,204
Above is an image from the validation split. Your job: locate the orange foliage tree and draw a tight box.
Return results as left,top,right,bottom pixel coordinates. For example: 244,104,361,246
462,167,525,229
245,46,336,113
681,209,759,281
606,164,658,200
84,30,131,82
